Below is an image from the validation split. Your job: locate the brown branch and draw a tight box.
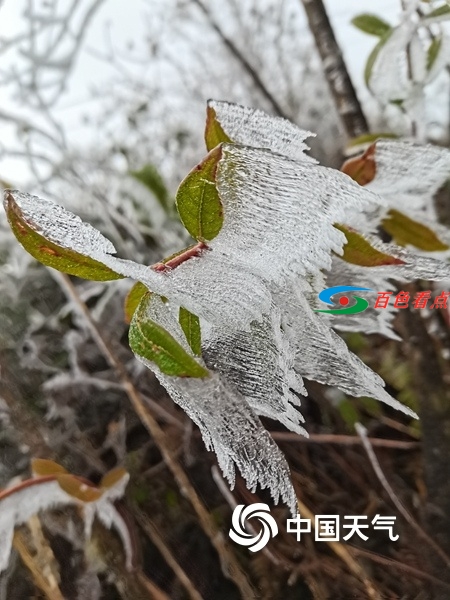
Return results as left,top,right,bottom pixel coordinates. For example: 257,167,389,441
52,271,257,599
299,0,369,139
192,0,287,118
134,509,204,600
296,497,382,600
152,242,208,273
271,431,420,450
350,547,450,592
356,423,450,569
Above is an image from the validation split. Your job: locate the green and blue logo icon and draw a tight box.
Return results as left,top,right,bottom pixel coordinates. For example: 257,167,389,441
315,285,373,315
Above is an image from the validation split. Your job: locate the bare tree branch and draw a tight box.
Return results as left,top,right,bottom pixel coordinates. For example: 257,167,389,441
299,0,368,138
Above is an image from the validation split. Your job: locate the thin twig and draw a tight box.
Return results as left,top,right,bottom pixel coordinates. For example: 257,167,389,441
52,271,257,599
134,509,204,600
271,431,419,450
355,422,450,568
350,546,450,592
296,497,382,600
192,0,287,118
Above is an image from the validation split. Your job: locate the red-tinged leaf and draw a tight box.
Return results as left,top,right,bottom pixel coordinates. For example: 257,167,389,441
205,104,232,151
56,474,102,503
334,224,405,266
31,459,68,477
341,144,376,186
382,209,450,251
4,191,124,281
176,146,224,241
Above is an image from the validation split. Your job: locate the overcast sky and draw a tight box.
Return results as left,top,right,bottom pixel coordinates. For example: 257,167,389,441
0,0,416,184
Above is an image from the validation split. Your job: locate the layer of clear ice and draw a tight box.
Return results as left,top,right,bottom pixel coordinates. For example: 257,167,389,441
7,100,450,512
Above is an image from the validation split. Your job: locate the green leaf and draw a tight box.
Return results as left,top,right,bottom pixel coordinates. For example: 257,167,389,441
130,164,170,211
334,224,405,266
425,4,450,19
351,14,391,37
129,294,208,377
347,132,398,148
176,146,224,241
4,191,124,281
427,35,442,71
382,209,450,251
205,104,232,151
124,281,148,323
338,399,360,428
179,307,201,355
364,29,393,86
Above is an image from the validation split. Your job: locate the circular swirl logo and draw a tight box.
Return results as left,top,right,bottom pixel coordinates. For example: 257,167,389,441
229,503,278,552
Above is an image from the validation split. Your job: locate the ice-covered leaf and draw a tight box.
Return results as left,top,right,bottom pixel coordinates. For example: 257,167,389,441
179,307,202,355
206,100,316,162
4,190,124,281
129,164,170,211
366,20,415,98
278,282,418,418
0,469,131,573
124,281,148,323
366,140,450,213
381,209,449,251
175,145,224,241
202,309,307,436
159,371,297,514
424,4,450,21
134,293,297,512
325,258,400,340
211,144,383,285
427,35,443,71
334,224,406,266
364,29,393,86
205,104,232,151
326,241,450,339
351,14,392,37
129,293,208,377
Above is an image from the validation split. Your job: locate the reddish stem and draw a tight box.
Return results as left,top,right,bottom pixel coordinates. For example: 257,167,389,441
0,474,98,502
152,242,209,273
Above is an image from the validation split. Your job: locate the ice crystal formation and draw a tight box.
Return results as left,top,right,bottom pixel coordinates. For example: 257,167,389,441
5,101,450,515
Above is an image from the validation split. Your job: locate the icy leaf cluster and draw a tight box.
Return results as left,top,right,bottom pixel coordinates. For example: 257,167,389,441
352,3,450,140
5,101,450,515
0,468,132,573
